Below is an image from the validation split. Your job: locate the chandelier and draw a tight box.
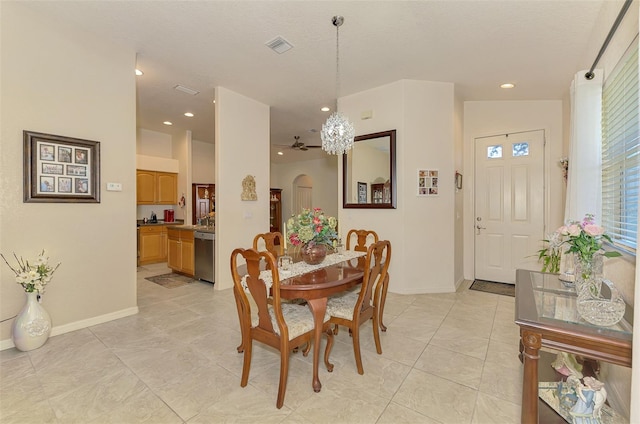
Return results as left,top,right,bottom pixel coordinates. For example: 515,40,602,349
321,16,355,155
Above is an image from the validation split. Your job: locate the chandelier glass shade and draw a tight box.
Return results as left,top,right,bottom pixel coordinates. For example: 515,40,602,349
321,15,354,155
321,112,355,155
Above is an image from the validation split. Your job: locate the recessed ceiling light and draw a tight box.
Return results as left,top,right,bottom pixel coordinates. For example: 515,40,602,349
277,151,284,156
321,107,330,112
135,69,143,76
500,83,515,89
184,112,194,117
163,121,173,126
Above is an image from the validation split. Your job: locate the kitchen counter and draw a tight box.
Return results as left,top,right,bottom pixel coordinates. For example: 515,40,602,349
167,224,215,234
137,220,184,227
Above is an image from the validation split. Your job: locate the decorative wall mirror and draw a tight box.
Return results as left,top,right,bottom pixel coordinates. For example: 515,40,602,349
343,129,396,209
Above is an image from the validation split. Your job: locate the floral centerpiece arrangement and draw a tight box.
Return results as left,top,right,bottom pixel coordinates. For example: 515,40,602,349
1,249,61,294
537,214,621,275
286,208,338,248
558,214,620,263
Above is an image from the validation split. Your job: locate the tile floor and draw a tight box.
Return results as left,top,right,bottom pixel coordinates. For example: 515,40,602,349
1,263,524,423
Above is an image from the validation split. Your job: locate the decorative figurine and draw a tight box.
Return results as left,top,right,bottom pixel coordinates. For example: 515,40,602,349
569,376,607,424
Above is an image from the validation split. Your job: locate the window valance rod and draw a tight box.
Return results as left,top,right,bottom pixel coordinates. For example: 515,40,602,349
585,0,633,80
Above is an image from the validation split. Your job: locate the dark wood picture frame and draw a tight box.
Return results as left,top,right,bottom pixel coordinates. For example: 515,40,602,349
343,129,397,209
357,182,367,203
24,130,100,203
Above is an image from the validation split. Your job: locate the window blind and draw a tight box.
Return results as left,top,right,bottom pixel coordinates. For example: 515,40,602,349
601,40,639,252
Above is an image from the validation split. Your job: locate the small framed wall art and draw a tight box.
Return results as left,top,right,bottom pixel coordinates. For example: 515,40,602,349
24,130,100,203
357,182,367,203
417,169,439,196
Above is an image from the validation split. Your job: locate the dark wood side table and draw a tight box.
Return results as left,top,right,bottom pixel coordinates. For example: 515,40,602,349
514,269,633,424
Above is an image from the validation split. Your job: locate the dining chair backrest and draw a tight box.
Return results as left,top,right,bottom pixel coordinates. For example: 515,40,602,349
358,240,391,317
346,229,379,252
253,232,285,257
231,248,284,337
346,229,379,270
253,232,285,269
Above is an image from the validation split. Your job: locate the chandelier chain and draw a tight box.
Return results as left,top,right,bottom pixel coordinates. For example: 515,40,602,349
335,22,340,101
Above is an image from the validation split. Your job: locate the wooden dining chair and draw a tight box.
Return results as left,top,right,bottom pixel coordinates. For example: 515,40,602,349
326,240,391,375
344,229,390,332
253,231,285,265
230,247,334,409
234,234,286,353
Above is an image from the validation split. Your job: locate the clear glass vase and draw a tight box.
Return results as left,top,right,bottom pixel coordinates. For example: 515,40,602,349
573,253,603,298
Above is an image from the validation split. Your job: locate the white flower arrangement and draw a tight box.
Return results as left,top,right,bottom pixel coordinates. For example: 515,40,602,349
1,250,61,294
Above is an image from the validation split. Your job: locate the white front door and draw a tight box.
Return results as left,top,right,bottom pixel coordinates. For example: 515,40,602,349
474,130,545,284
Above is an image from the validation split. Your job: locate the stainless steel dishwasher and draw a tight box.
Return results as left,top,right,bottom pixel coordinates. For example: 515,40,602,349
194,231,215,284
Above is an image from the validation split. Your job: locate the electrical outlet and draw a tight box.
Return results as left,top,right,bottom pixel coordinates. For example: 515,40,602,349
106,182,122,191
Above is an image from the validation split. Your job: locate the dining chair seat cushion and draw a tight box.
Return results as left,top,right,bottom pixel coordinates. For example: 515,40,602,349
250,303,329,340
326,291,359,320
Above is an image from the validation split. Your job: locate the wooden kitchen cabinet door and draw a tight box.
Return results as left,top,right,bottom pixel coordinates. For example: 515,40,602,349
136,170,156,204
157,172,177,204
167,228,194,276
181,238,194,275
139,226,165,264
167,237,181,270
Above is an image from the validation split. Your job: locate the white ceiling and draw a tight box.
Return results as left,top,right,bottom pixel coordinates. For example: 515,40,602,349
21,0,609,163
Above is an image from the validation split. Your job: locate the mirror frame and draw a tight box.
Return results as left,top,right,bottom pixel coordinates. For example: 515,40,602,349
343,129,397,209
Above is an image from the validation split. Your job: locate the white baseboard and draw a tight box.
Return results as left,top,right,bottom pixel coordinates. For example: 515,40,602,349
0,306,139,351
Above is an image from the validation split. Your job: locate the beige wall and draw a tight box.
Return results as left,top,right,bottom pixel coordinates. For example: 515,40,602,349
271,157,339,220
339,79,458,294
214,87,270,290
137,128,173,158
453,93,465,287
192,140,215,184
0,3,137,347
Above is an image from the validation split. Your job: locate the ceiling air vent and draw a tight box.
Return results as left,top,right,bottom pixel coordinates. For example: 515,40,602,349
265,36,293,54
174,85,200,96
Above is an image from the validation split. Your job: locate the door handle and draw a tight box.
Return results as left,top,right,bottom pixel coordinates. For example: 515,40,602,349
476,224,486,235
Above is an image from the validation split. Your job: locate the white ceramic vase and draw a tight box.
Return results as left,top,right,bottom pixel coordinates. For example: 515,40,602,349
12,291,51,351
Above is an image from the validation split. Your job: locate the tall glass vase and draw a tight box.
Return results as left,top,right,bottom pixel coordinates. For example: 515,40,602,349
12,292,51,351
573,252,603,298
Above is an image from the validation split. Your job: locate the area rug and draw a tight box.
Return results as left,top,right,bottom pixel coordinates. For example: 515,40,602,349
469,279,515,297
145,273,195,289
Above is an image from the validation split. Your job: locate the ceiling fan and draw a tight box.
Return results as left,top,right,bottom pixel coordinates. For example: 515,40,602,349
275,136,322,151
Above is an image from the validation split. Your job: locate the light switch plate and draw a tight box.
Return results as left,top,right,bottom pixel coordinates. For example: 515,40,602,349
106,182,122,191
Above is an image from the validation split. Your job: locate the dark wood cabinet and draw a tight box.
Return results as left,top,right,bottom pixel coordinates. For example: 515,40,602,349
270,188,282,234
192,184,215,224
371,181,391,204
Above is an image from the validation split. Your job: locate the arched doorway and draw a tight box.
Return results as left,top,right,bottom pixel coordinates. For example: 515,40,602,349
292,174,313,216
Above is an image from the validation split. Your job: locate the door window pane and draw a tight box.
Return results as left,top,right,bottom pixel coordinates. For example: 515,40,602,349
487,145,502,158
513,142,529,157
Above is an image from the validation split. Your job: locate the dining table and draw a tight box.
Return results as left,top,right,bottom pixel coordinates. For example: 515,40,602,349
278,251,366,392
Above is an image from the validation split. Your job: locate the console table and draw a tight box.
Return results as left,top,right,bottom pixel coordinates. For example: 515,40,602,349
514,269,633,424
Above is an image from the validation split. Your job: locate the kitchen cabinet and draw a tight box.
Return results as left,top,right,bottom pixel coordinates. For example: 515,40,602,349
269,188,282,234
139,226,167,265
137,170,178,205
192,183,215,223
167,228,194,276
